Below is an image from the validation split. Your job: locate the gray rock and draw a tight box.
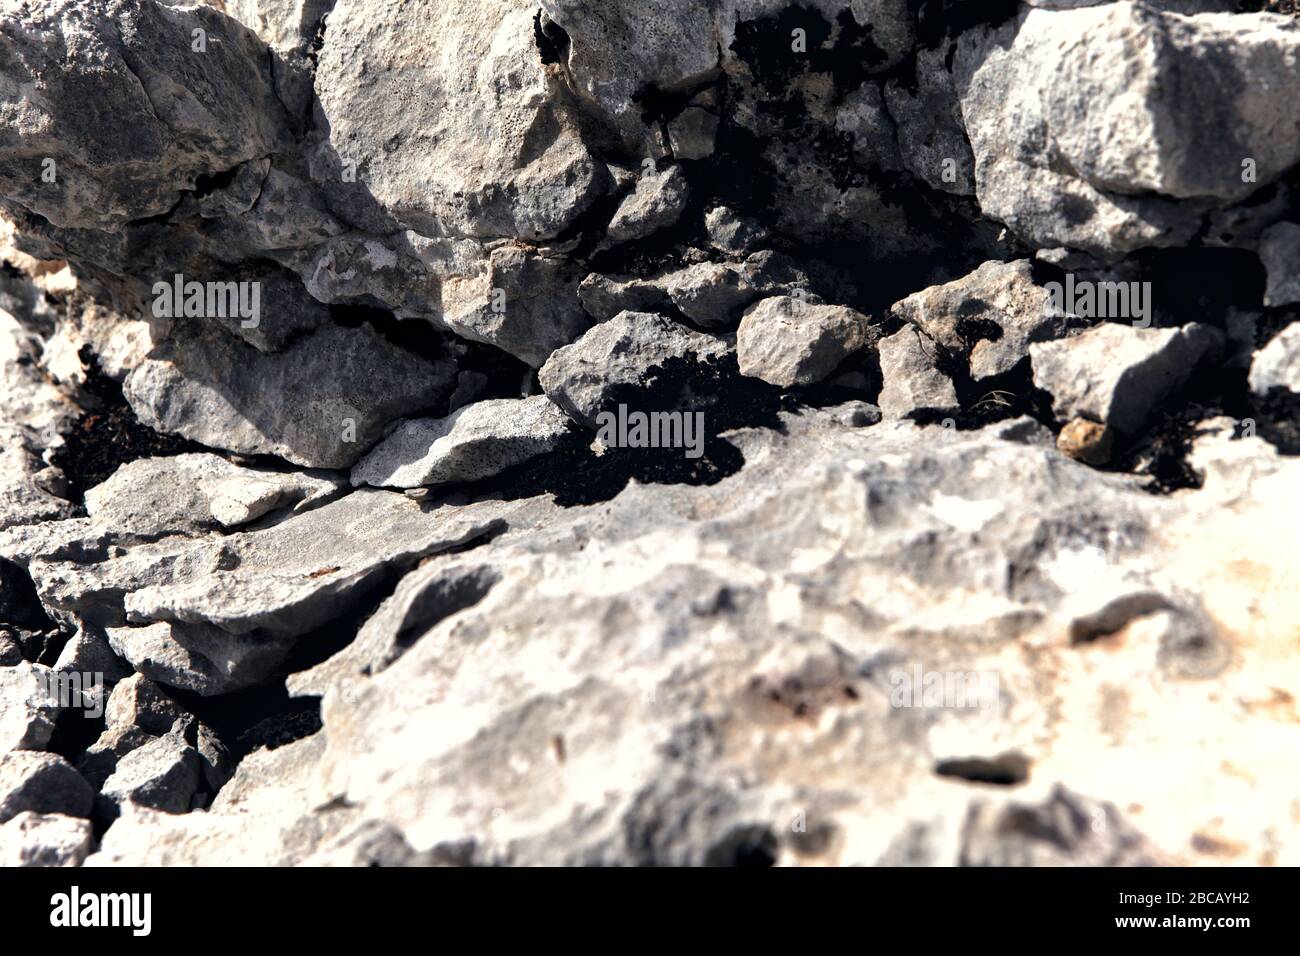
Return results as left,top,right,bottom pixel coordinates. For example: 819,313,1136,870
52,630,131,687
736,297,869,387
0,0,291,231
884,48,976,195
0,752,93,823
0,663,61,753
352,397,572,489
662,262,762,330
125,323,456,469
877,326,960,419
607,167,690,244
578,274,674,323
442,245,589,367
0,427,75,533
0,633,21,667
314,0,606,240
668,108,719,161
705,207,770,256
539,312,732,428
0,811,93,867
106,621,297,697
891,260,1067,380
100,731,202,815
1031,323,1222,434
955,3,1300,254
1248,322,1300,396
85,453,343,539
1259,222,1300,308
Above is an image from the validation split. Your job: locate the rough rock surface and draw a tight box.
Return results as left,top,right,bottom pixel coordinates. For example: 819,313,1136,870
737,297,868,387
1,0,1298,871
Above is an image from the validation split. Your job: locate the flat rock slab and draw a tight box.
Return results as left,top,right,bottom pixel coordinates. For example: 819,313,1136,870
352,397,572,489
125,323,455,470
86,453,343,539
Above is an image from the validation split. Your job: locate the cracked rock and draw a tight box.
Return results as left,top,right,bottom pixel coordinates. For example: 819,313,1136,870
607,166,690,244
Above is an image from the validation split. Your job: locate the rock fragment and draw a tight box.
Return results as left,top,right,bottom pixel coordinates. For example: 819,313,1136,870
1030,323,1222,434
876,326,960,419
0,663,62,753
0,752,93,823
0,811,93,867
539,312,732,428
1056,418,1115,466
99,731,203,816
1249,322,1300,396
736,297,869,388
1259,223,1300,307
606,167,690,243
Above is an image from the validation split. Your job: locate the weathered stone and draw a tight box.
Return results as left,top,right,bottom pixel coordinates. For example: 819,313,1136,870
85,453,343,539
106,621,296,697
736,297,868,387
0,811,93,867
1248,322,1300,396
956,3,1300,254
0,751,93,823
99,730,202,815
353,397,572,489
891,260,1067,380
441,245,589,367
668,108,720,161
1259,222,1300,308
314,0,607,240
0,0,292,231
877,326,960,419
0,663,61,753
705,206,770,256
124,323,456,469
539,312,732,428
1031,323,1222,433
607,167,690,244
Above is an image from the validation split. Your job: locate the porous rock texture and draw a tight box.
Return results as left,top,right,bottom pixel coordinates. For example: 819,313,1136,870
0,0,1298,868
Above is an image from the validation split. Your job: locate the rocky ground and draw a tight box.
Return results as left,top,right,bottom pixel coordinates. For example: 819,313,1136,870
0,0,1297,867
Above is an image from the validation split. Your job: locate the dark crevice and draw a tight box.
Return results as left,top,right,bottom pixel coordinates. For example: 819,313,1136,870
534,11,570,66
936,752,1031,786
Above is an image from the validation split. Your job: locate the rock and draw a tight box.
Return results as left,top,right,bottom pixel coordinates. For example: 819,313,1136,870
1031,323,1222,434
876,326,960,419
0,633,21,667
106,621,297,697
124,323,456,469
0,752,93,823
1259,222,1300,307
0,811,93,867
959,786,1162,866
441,245,589,367
0,663,61,753
955,3,1300,254
352,397,572,489
662,262,763,330
314,0,607,240
705,206,769,256
606,167,690,244
668,108,719,161
0,0,292,231
891,260,1067,380
52,630,131,686
539,312,732,428
1056,418,1115,466
99,731,202,816
107,675,190,738
736,297,869,388
0,427,75,533
85,453,343,539
884,48,976,195
1248,322,1300,396
578,274,674,323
